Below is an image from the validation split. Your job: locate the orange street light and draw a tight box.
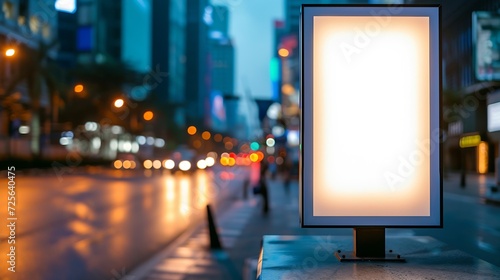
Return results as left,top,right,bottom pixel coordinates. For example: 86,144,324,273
278,48,289,58
5,48,15,57
114,98,124,108
202,131,211,140
281,83,295,95
143,110,154,121
74,84,84,93
187,125,197,135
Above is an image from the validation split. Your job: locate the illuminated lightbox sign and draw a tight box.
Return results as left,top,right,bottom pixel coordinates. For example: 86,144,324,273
55,0,76,13
487,102,500,132
300,5,441,227
473,12,500,81
459,135,481,148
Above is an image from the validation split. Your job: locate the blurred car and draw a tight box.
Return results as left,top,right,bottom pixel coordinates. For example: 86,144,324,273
164,145,197,172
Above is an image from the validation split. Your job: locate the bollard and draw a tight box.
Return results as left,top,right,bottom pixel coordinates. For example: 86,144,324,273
206,204,223,249
243,178,249,200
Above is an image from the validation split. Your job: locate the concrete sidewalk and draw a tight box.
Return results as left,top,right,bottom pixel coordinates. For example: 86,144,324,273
132,198,259,279
131,176,319,280
443,172,500,204
131,172,500,280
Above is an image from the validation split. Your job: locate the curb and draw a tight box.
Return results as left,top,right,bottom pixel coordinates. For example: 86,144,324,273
128,219,205,279
483,185,500,206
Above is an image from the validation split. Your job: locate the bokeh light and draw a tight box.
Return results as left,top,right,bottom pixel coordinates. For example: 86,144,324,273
179,160,191,171
250,141,260,151
164,159,175,170
123,160,132,169
225,141,234,150
74,84,84,93
267,156,275,163
114,98,124,108
197,159,207,169
281,84,295,95
278,48,289,57
143,160,153,169
214,134,223,142
187,126,197,135
153,160,162,169
5,48,15,57
207,151,218,159
220,153,229,166
205,157,215,167
193,139,202,149
143,111,154,121
202,131,211,140
256,151,265,161
266,138,275,147
250,153,259,162
240,143,250,152
276,157,284,165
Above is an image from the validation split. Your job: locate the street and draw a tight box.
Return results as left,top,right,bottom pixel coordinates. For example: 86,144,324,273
412,173,500,268
1,0,500,279
0,168,499,279
0,166,251,280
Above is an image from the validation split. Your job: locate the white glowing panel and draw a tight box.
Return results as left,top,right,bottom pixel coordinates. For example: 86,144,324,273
487,102,500,132
300,5,441,227
314,16,429,216
55,0,76,13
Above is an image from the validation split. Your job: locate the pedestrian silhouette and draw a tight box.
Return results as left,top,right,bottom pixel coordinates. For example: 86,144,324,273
282,157,292,195
259,162,269,214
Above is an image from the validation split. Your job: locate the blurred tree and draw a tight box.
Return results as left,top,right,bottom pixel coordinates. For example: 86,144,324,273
3,40,62,159
62,56,141,130
143,93,187,148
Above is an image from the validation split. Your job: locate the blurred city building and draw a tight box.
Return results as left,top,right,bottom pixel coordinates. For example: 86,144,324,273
0,0,58,160
151,0,186,140
278,0,376,142
56,1,77,69
277,0,500,174
0,0,268,165
54,0,142,161
73,0,122,64
273,0,379,166
408,0,500,174
57,0,192,160
209,7,234,100
122,0,151,74
271,20,285,104
208,5,237,137
185,0,210,131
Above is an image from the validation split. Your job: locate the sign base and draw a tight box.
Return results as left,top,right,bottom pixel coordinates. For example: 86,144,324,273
334,251,405,262
334,227,405,262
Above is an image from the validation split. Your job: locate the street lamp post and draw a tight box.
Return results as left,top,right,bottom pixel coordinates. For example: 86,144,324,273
4,48,15,81
2,47,16,158
73,84,88,102
142,110,154,136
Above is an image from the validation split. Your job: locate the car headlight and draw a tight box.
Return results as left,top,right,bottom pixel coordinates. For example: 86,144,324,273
197,159,207,170
179,160,191,171
164,159,175,170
